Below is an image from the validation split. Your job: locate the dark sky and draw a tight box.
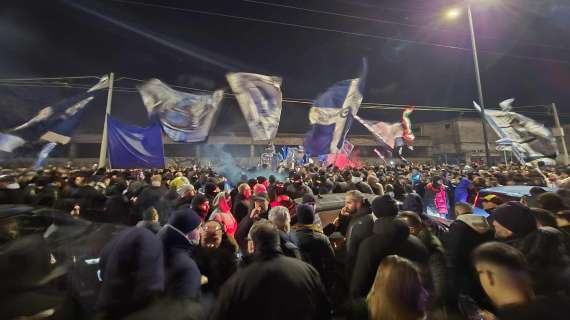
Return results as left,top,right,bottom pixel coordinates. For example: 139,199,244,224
1,0,569,136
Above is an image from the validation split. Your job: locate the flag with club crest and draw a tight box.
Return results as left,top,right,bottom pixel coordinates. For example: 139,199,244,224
304,58,367,156
0,76,109,152
138,78,224,143
226,72,283,141
474,98,558,164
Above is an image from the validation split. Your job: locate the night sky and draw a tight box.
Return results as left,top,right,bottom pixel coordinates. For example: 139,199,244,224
1,0,569,136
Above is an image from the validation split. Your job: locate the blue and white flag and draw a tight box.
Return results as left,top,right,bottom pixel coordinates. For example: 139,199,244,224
226,73,283,141
107,115,165,169
0,76,109,152
304,59,367,155
474,98,559,165
33,142,57,169
138,79,224,143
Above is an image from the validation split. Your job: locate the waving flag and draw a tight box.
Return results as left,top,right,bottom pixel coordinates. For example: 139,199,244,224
355,107,415,151
138,79,223,142
226,73,283,141
107,116,165,169
474,99,558,164
0,76,109,152
304,59,367,156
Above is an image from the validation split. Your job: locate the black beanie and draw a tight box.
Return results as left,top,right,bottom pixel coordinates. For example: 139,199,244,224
371,195,399,218
493,201,537,237
168,208,201,234
296,204,315,224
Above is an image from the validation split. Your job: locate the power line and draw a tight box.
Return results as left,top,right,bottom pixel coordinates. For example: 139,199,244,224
1,80,565,118
111,0,570,66
244,0,570,53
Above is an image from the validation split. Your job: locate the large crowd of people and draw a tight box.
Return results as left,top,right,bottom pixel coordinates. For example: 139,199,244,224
1,161,570,319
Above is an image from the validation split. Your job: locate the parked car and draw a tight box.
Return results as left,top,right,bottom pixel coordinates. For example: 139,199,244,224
0,204,127,314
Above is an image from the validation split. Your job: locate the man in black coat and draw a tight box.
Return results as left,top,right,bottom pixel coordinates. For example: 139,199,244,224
344,191,374,281
137,175,168,217
157,208,202,300
211,220,331,320
97,227,165,319
291,204,336,292
350,195,429,298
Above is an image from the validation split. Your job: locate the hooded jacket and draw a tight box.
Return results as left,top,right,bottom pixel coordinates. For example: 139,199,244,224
423,182,449,217
97,228,165,318
443,214,493,302
157,211,202,300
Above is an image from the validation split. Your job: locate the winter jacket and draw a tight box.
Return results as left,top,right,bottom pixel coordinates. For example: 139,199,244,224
232,194,250,223
193,243,237,296
345,210,374,281
350,217,429,298
291,225,336,291
211,249,331,320
157,225,202,300
417,229,448,307
137,186,168,216
97,227,165,318
454,177,472,204
443,214,493,303
423,183,449,218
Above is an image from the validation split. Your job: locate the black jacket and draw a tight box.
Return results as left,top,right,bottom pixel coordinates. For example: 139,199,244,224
232,194,250,224
97,228,165,318
350,217,429,298
158,225,202,300
345,210,374,281
211,249,331,320
291,226,336,291
443,214,493,303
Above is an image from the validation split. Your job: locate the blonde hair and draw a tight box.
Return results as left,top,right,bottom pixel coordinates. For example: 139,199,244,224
367,255,426,320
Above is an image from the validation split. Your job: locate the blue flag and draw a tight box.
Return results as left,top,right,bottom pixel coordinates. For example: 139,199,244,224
0,76,109,152
226,72,283,141
138,79,224,143
107,116,165,169
304,59,367,156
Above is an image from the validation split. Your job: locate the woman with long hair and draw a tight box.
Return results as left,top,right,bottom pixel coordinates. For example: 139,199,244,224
366,255,428,320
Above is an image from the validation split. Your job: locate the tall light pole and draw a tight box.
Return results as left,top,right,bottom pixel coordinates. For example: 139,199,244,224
447,4,492,165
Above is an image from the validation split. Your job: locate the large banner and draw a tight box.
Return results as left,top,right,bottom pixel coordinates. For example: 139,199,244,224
107,116,165,169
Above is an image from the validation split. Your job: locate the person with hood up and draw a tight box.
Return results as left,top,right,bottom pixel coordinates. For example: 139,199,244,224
209,191,238,238
97,227,165,319
350,195,429,298
157,208,203,300
443,202,493,305
232,183,251,223
291,204,336,293
191,193,210,221
423,176,450,218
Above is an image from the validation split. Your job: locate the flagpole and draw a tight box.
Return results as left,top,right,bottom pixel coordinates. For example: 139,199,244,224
98,72,114,169
551,103,569,165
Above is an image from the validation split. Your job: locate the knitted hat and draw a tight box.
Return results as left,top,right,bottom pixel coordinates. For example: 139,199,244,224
296,204,315,224
492,201,537,237
168,208,201,234
371,195,398,218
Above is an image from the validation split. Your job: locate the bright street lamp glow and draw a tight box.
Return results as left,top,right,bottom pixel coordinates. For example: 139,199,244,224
445,8,463,20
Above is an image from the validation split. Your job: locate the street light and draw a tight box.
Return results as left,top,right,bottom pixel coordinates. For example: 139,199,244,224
445,4,492,166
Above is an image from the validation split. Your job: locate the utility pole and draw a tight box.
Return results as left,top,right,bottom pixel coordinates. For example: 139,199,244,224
98,72,114,169
551,103,569,165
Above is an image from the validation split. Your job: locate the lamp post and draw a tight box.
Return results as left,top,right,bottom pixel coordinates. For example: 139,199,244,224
446,4,492,166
